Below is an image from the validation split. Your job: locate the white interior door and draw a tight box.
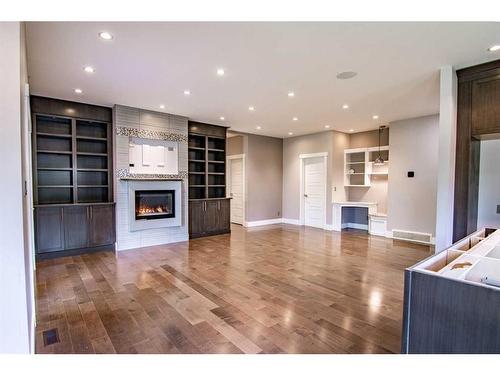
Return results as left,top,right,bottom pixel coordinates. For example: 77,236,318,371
303,157,326,228
229,158,244,225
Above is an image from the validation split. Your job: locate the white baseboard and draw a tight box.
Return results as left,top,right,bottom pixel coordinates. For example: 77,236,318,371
324,223,334,231
245,218,283,227
341,223,368,230
282,218,301,225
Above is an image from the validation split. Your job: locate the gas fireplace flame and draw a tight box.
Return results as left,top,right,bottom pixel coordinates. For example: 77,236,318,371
137,205,168,215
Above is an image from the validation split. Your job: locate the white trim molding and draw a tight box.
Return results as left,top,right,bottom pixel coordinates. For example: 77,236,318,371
299,152,328,230
282,218,301,225
245,218,283,227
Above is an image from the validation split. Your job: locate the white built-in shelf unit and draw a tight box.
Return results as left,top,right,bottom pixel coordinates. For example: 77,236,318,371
344,146,389,187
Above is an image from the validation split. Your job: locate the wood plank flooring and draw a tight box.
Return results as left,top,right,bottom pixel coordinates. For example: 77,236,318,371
35,224,432,354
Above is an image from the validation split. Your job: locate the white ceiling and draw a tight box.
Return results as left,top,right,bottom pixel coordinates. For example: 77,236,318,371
26,22,500,138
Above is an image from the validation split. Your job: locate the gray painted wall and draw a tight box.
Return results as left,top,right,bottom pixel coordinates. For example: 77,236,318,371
387,115,439,236
477,139,500,229
0,22,31,353
245,134,283,222
227,135,244,156
349,128,389,149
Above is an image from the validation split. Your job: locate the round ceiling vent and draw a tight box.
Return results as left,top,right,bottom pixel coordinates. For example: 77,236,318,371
336,71,357,79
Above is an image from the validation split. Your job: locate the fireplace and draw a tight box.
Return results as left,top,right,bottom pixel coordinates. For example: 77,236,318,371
128,180,182,231
135,190,175,220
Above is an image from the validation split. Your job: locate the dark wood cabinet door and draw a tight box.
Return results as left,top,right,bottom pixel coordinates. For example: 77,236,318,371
189,200,205,237
89,205,115,247
35,207,64,253
205,200,220,233
63,206,89,249
472,75,500,136
218,199,231,232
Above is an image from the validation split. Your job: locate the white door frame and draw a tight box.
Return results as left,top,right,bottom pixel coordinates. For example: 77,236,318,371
22,83,36,352
299,152,328,229
226,154,246,225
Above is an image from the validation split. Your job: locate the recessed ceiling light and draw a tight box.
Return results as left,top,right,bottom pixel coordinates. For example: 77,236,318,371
288,92,295,97
372,115,379,120
216,68,225,76
219,116,225,121
336,71,357,80
248,106,255,111
288,132,294,136
488,45,500,52
84,66,95,73
349,129,354,132
324,125,330,129
342,104,349,109
74,88,82,94
159,104,165,109
98,31,113,40
184,90,191,95
292,117,298,121
256,126,262,130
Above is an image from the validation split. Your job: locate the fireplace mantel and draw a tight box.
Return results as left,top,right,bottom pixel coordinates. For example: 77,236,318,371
120,177,183,181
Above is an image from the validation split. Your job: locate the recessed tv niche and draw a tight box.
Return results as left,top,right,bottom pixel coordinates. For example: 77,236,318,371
128,137,179,175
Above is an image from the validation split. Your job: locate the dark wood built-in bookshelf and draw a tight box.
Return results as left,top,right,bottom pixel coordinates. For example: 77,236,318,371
188,121,230,238
31,96,115,259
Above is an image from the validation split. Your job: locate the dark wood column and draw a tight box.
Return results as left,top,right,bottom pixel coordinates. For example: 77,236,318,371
453,59,500,242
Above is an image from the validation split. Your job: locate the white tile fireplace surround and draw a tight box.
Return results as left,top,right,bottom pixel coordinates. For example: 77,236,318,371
114,105,189,251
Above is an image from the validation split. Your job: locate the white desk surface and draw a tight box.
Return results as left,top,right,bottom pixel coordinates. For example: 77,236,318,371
333,201,377,205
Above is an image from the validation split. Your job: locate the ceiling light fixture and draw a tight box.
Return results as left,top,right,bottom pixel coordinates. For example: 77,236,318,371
184,90,191,95
248,106,255,111
216,68,225,76
288,132,293,136
349,129,354,132
159,104,165,109
342,104,349,109
256,126,262,130
372,115,379,120
374,126,387,165
84,66,95,73
292,117,298,121
325,125,330,129
488,45,500,52
219,116,225,121
98,31,113,40
336,71,357,80
74,88,82,94
288,92,295,97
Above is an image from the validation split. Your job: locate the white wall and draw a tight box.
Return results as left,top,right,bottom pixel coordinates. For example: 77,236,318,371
0,22,31,353
435,66,457,251
387,115,439,238
477,139,500,229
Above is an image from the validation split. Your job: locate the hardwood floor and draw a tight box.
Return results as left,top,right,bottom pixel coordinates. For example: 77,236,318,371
35,224,432,354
